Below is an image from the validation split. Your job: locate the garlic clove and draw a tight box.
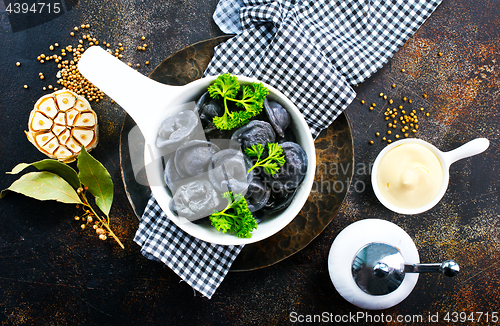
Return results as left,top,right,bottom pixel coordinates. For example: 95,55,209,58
36,97,58,119
41,137,60,155
72,128,95,148
54,90,76,112
66,109,79,126
58,128,71,144
30,111,53,131
35,131,55,147
74,112,96,127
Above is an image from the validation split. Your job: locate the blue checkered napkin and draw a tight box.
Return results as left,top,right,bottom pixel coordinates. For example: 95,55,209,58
134,197,243,299
135,0,443,299
207,0,443,138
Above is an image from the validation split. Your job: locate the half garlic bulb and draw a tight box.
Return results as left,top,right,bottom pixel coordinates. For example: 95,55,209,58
25,90,98,163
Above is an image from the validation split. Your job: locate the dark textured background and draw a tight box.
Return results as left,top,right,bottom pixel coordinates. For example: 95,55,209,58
0,0,499,325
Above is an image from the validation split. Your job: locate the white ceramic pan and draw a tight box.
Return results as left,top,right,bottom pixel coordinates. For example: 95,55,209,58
78,46,316,245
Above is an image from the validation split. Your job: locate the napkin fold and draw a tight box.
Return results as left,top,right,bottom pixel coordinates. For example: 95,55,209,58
135,0,443,298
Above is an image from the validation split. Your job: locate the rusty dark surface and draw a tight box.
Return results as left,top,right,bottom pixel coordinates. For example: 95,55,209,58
119,37,354,271
1,0,500,325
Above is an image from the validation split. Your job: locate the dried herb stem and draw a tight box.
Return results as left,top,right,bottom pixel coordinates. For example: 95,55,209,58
80,191,124,249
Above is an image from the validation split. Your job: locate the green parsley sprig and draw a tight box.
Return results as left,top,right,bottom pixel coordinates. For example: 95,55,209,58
209,191,257,239
208,73,269,130
245,143,286,176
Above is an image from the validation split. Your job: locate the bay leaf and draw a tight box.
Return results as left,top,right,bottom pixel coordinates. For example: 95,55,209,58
77,147,113,216
7,159,80,189
0,171,82,204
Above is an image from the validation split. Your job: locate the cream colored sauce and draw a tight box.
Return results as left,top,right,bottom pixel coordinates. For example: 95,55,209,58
377,143,443,209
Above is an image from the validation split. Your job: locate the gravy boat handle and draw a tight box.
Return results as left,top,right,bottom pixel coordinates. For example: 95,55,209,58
78,46,181,133
442,138,489,165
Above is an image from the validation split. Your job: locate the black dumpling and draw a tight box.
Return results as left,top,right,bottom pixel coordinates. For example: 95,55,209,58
195,91,224,127
231,120,276,151
244,177,271,212
263,99,290,138
265,141,307,191
261,185,297,215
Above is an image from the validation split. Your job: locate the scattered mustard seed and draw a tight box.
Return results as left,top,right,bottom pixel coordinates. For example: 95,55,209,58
369,140,374,145
16,62,21,66
361,100,365,104
401,68,406,73
141,36,145,40
23,84,28,89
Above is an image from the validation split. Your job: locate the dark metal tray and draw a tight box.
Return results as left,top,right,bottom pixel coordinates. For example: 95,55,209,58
119,36,354,271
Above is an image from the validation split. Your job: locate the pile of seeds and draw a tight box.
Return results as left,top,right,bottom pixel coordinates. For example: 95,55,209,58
362,84,431,145
20,23,151,102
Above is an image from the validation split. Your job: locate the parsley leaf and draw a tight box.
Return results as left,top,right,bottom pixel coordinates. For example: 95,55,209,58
245,143,286,176
208,73,269,130
209,191,257,239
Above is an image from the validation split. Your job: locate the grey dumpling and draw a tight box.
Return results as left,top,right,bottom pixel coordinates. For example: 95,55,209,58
156,110,202,152
231,120,276,151
171,179,221,221
244,177,271,212
263,99,290,138
164,154,182,193
209,149,253,195
174,140,220,179
265,141,307,191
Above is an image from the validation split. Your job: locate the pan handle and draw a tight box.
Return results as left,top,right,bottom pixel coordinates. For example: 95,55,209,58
78,46,180,133
441,138,489,166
